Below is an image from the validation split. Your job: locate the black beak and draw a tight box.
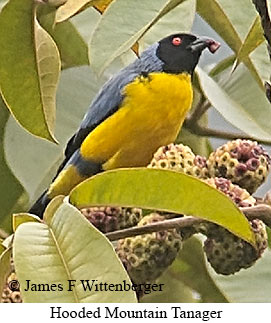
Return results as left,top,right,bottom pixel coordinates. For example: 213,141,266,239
187,36,220,54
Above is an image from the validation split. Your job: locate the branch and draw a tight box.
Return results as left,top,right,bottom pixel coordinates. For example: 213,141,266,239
106,216,203,241
242,204,271,227
186,97,211,125
184,122,271,146
105,204,271,241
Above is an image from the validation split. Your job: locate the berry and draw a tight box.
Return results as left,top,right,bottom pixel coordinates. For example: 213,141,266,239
81,206,143,233
204,219,267,275
199,177,267,275
148,143,208,179
1,272,22,303
207,139,270,193
116,213,182,284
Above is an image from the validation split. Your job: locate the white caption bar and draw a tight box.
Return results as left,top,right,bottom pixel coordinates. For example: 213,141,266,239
0,303,268,322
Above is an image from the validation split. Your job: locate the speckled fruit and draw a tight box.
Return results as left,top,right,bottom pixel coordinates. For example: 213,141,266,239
116,213,182,284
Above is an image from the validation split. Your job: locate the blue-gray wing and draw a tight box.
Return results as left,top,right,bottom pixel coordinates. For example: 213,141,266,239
58,69,139,174
57,42,163,174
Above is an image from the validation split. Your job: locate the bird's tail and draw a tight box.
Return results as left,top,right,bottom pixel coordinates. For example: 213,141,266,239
28,190,50,218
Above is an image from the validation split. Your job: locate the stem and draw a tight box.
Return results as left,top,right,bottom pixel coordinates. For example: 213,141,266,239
242,204,271,227
186,97,211,125
184,122,271,145
105,204,271,241
106,216,203,241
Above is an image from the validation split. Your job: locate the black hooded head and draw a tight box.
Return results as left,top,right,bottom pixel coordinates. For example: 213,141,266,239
156,33,220,75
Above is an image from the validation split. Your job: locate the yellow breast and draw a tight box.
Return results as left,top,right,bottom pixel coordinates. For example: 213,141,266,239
81,72,193,169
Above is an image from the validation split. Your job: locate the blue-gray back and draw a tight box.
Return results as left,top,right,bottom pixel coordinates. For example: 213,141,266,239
60,43,164,172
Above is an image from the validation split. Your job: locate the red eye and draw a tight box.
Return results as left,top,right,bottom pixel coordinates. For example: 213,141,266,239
172,37,182,46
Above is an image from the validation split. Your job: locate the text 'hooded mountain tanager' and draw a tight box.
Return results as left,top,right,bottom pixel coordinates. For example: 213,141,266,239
30,33,220,217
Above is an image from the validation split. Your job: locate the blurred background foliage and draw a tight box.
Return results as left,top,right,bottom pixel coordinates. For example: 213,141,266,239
0,0,271,302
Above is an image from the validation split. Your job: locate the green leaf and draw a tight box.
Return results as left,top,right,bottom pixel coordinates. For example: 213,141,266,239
233,16,265,72
139,0,196,49
0,247,11,297
197,67,271,141
197,0,241,53
89,0,186,74
69,168,255,244
197,0,264,88
2,234,13,249
171,237,229,302
55,0,93,22
4,66,102,202
216,0,257,40
0,0,60,142
12,213,41,232
209,55,236,77
141,266,197,303
13,199,137,303
0,241,5,256
55,0,114,23
38,6,89,69
210,250,271,302
0,100,24,232
250,42,271,82
0,0,7,10
71,6,101,42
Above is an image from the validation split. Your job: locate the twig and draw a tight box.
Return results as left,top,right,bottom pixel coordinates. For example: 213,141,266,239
106,216,203,241
184,122,271,146
186,97,211,125
241,204,271,227
105,204,271,241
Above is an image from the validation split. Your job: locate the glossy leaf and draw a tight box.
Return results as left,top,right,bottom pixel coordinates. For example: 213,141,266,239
13,198,137,303
210,250,271,302
209,55,236,77
4,66,102,202
141,266,197,303
171,237,229,302
55,0,113,23
0,100,24,231
89,0,186,74
233,16,265,72
12,213,41,232
0,247,11,297
250,42,271,83
140,0,196,49
55,0,92,22
0,240,4,256
2,234,13,249
38,6,89,69
197,0,241,53
197,67,271,141
69,168,254,244
0,0,60,142
197,0,264,88
216,0,257,40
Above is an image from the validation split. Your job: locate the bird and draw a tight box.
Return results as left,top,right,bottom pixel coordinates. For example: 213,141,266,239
30,33,220,217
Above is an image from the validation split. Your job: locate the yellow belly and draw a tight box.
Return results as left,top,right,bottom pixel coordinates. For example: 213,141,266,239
80,72,193,170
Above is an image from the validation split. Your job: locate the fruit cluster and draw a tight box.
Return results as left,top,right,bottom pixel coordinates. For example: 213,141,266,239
1,272,22,303
80,139,270,287
81,206,142,233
